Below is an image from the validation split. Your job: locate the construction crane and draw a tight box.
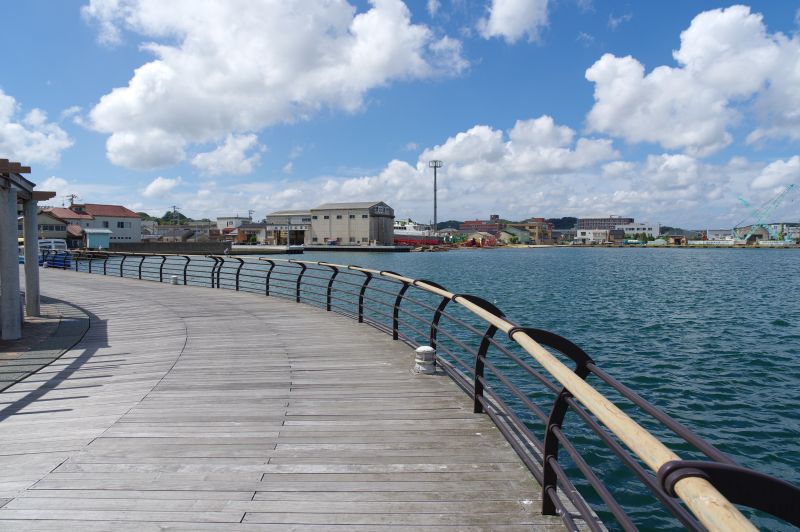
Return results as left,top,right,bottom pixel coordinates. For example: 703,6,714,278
733,184,797,242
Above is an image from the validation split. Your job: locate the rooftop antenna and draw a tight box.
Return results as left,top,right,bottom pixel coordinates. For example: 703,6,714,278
65,193,79,206
248,209,254,220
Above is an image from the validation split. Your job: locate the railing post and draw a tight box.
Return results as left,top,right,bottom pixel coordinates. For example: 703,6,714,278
508,327,593,516
159,255,167,282
358,271,372,323
138,255,145,280
292,261,307,302
234,257,244,291
119,254,127,277
430,297,450,348
392,282,410,340
182,256,189,285
216,257,224,288
103,254,107,275
262,259,275,295
453,294,505,415
207,256,220,288
88,254,93,274
414,280,451,349
323,264,338,311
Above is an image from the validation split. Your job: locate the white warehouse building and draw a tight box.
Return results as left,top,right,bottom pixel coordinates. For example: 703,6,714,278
615,222,661,238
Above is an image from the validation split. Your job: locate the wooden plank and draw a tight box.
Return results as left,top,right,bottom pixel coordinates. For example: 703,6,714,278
0,269,568,530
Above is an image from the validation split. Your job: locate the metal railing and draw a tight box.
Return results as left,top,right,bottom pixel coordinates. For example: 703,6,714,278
65,251,799,531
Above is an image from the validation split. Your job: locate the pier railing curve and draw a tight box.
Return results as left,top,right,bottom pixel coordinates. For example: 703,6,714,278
66,251,799,531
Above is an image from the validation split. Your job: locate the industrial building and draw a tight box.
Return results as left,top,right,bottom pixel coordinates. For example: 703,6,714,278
505,219,554,244
615,222,661,238
264,210,312,245
576,216,634,231
308,202,394,246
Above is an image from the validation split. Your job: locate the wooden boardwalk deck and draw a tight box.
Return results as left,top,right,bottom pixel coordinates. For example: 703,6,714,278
0,268,566,531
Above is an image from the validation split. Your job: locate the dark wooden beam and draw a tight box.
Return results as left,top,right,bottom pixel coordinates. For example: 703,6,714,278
0,160,31,174
33,191,57,201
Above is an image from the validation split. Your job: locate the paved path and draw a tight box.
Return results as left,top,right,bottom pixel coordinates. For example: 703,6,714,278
0,268,565,531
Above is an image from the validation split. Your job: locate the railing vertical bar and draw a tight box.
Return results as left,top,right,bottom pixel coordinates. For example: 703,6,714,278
357,271,373,323
159,255,167,282
294,262,307,302
263,259,275,295
392,282,410,340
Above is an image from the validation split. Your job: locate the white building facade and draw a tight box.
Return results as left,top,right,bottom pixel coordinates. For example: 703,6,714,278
614,222,661,238
216,216,252,231
574,229,609,244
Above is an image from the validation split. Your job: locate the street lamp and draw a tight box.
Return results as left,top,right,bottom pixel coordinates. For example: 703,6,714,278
428,160,443,234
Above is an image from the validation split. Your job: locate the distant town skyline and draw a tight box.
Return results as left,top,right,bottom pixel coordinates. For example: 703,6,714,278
2,1,799,227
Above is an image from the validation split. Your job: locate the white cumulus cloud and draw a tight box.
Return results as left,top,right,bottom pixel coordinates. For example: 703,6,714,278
0,90,73,166
83,0,468,170
585,5,800,155
191,134,263,176
479,0,548,44
143,176,182,197
751,156,800,190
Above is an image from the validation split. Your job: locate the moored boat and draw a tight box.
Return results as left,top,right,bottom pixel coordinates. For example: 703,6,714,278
393,218,443,246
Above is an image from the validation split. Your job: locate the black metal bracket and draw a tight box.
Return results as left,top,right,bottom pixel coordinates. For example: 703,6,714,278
509,327,594,516
158,255,167,283
657,460,800,527
392,282,410,340
262,259,275,296
232,257,245,291
181,256,190,285
358,272,373,323
290,261,307,302
324,264,339,311
452,294,505,415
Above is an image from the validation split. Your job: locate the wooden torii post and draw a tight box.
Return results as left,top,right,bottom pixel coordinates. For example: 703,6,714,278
0,159,55,339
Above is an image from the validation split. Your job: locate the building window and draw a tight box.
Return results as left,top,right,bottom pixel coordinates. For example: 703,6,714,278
312,237,318,242
336,215,342,219
302,218,311,222
349,237,355,243
362,214,368,219
362,237,368,242
102,221,109,228
323,215,329,219
349,214,355,219
312,215,318,219
117,221,125,228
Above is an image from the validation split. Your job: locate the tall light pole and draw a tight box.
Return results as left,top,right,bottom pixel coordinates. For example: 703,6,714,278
428,160,442,233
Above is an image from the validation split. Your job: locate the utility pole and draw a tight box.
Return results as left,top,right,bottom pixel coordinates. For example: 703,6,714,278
65,194,79,207
170,205,181,241
428,160,443,233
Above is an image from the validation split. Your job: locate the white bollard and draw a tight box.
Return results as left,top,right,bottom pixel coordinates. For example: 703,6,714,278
170,275,179,285
413,346,436,374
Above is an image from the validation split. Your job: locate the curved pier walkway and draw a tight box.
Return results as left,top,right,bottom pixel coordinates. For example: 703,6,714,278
0,268,564,531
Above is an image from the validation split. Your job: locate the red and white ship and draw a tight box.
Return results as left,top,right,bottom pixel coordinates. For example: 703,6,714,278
393,219,443,246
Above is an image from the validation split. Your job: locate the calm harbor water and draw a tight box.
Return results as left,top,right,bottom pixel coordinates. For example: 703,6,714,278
297,247,799,529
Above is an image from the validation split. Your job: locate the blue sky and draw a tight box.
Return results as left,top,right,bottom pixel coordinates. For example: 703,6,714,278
2,0,799,227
